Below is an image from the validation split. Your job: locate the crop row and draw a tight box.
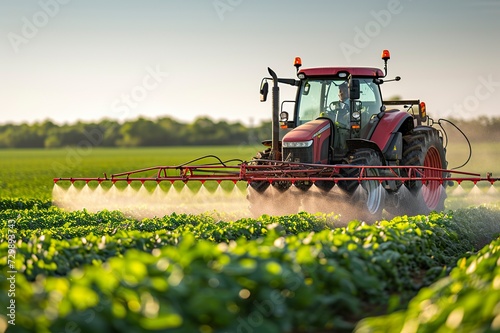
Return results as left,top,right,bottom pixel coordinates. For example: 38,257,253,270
356,235,500,332
0,198,52,211
0,208,330,280
2,202,500,332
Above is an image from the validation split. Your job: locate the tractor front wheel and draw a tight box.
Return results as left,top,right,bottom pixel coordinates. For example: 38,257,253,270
339,149,386,222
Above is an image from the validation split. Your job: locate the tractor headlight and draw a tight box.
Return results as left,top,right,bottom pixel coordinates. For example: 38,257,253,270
282,140,313,148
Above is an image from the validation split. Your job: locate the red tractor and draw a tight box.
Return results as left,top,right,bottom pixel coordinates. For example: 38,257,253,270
249,50,448,219
53,50,498,220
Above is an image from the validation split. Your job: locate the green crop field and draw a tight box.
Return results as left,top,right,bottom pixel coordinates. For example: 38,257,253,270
0,146,261,200
1,142,499,200
1,145,500,332
445,141,500,176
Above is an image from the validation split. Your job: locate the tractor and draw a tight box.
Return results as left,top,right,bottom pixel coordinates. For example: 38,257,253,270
53,50,498,220
248,50,448,219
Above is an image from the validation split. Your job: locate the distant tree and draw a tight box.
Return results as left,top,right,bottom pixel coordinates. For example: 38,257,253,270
1,124,44,148
443,116,500,142
97,120,122,147
386,95,402,101
0,124,12,148
183,117,249,145
252,120,273,144
184,117,217,145
157,117,186,146
44,132,62,148
118,117,167,147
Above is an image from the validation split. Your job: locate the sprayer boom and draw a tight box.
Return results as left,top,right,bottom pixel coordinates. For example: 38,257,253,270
53,159,499,186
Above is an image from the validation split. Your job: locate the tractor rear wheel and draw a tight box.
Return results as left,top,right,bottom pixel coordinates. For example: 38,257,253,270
339,149,386,222
397,129,447,215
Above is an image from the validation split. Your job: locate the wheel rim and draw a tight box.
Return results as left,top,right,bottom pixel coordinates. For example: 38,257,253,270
421,146,442,209
364,169,384,214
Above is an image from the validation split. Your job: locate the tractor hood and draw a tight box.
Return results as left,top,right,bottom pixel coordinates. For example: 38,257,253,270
282,119,331,144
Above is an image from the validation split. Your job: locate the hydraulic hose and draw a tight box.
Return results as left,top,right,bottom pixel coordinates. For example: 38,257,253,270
437,118,472,170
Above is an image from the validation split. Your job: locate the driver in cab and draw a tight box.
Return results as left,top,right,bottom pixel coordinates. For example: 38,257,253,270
338,83,350,113
321,83,350,128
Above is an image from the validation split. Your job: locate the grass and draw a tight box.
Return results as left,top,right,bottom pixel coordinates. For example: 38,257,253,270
445,141,500,176
443,142,500,209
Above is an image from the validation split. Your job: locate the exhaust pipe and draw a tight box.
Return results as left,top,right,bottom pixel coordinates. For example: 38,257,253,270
268,67,280,160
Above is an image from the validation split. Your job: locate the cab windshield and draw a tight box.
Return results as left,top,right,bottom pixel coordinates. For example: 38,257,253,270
296,78,382,126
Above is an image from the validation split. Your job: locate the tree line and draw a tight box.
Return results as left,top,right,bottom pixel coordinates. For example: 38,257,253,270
438,116,500,143
0,115,498,149
0,116,271,148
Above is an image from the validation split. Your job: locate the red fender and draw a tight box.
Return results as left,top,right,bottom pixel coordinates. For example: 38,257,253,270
370,110,413,151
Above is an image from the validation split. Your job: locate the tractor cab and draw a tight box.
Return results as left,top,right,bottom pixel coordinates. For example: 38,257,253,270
259,50,401,165
294,75,383,129
279,67,385,164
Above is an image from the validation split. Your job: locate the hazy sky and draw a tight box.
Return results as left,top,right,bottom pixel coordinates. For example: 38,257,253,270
2,0,500,126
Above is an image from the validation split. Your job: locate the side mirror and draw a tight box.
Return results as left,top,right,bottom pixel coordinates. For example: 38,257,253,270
260,80,269,102
349,79,360,100
302,82,310,96
279,111,289,128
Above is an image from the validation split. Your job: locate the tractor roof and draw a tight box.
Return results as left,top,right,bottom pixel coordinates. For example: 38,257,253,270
299,67,384,78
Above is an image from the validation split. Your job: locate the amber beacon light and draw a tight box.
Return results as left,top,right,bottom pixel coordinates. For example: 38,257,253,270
420,101,427,121
381,49,391,61
294,57,302,72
